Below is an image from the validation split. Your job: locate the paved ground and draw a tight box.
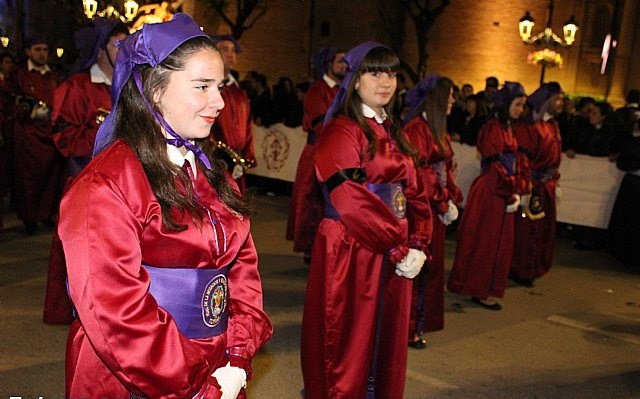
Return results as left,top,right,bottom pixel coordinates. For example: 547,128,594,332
1,192,640,399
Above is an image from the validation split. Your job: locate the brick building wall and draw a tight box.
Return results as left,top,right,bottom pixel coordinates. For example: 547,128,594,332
187,0,640,105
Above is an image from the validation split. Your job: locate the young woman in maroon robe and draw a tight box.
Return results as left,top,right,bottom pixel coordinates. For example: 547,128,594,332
286,47,345,260
511,82,564,287
447,82,527,311
300,41,431,399
59,15,271,398
403,75,463,348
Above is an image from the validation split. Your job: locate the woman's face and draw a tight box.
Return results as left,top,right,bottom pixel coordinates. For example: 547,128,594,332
356,71,397,115
509,96,527,120
155,48,225,142
446,87,455,115
588,106,603,126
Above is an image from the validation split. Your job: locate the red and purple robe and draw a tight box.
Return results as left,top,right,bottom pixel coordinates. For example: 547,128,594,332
448,118,519,299
512,118,562,280
404,115,462,335
301,114,431,399
286,76,339,253
60,140,272,398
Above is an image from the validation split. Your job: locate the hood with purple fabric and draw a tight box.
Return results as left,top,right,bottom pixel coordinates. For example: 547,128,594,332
323,41,390,124
92,13,213,168
402,73,440,125
210,34,243,53
311,46,337,79
492,81,526,109
69,18,123,76
527,81,563,121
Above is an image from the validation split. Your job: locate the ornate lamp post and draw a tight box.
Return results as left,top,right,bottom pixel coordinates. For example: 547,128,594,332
518,0,579,84
82,0,139,22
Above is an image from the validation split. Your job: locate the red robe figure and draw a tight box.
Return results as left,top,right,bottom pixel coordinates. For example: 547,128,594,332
43,19,128,324
6,37,63,234
210,36,255,194
286,47,345,258
512,82,564,287
0,52,15,235
60,15,272,398
301,42,431,399
448,82,528,310
403,75,462,347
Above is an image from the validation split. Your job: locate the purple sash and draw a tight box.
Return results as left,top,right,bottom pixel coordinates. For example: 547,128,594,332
323,182,407,220
143,265,229,339
481,152,516,176
532,167,557,182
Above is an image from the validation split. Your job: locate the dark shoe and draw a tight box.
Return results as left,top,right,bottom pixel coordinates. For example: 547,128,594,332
408,337,427,349
472,297,502,311
512,277,534,288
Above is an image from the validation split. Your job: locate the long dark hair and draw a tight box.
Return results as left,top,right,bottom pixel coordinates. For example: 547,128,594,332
114,36,252,231
496,95,526,129
338,46,415,160
423,76,453,154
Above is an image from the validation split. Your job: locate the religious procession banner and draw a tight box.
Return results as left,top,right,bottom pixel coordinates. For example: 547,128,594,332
247,126,622,229
247,123,307,182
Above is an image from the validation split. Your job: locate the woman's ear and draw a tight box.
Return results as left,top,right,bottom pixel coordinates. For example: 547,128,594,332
152,89,162,105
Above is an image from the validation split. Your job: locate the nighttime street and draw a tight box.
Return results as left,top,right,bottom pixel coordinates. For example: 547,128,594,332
1,193,639,399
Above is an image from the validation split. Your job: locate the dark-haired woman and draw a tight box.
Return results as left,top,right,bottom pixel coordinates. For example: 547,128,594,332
300,41,431,399
403,75,463,347
59,15,272,398
448,82,527,311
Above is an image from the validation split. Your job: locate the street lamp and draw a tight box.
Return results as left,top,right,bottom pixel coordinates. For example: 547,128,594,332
82,0,139,22
518,0,579,84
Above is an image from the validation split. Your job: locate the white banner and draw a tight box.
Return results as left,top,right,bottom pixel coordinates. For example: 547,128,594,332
247,127,623,229
247,123,307,182
451,142,624,229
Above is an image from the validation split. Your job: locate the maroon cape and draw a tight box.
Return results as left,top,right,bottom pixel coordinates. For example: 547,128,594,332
286,77,338,252
7,65,63,224
448,118,519,299
512,119,562,280
404,116,462,335
60,141,272,398
211,82,255,193
43,71,111,324
301,115,431,398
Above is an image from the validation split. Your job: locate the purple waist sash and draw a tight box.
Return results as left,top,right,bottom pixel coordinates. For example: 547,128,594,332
532,167,557,182
143,265,229,339
323,182,407,220
481,152,516,176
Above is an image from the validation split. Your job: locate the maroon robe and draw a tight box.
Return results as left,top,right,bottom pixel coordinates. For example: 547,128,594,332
448,118,518,299
301,115,431,398
43,70,111,324
512,118,562,280
211,80,255,193
286,76,339,252
7,64,63,224
404,116,463,335
60,140,272,398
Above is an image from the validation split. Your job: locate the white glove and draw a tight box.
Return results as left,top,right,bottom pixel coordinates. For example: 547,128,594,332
395,248,427,279
232,164,244,180
30,103,50,120
555,185,562,204
437,200,458,226
211,362,247,399
505,194,521,213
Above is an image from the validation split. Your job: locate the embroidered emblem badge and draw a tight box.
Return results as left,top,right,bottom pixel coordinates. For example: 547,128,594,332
202,274,228,327
392,186,406,219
